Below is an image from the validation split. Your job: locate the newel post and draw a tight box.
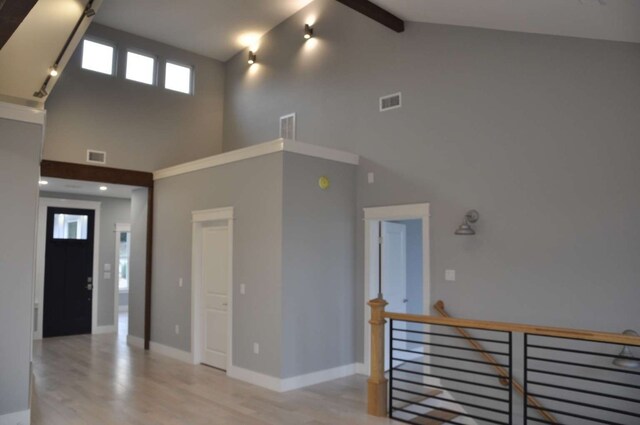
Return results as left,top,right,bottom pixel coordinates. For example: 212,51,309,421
367,296,388,417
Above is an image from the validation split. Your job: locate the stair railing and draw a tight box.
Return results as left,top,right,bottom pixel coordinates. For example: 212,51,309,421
433,300,558,424
368,297,640,424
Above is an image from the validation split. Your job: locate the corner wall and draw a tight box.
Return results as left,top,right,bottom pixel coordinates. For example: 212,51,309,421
0,117,42,420
223,0,640,364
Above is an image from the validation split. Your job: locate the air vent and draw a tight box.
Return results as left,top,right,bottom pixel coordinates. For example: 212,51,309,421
86,150,106,164
280,113,296,140
380,92,402,112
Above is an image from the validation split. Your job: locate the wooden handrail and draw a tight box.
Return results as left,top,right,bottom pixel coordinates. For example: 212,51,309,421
384,306,640,346
432,300,558,424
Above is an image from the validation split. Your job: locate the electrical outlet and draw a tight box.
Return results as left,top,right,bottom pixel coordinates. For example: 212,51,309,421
445,269,456,282
104,263,111,271
178,278,183,288
175,325,180,334
368,172,374,184
253,342,259,354
103,272,111,280
240,284,246,295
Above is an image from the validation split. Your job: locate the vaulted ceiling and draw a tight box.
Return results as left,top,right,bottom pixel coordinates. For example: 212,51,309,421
372,0,640,44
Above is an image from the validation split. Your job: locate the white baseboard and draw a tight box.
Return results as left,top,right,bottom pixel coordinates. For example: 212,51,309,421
227,366,282,392
0,409,30,425
93,325,116,335
355,362,367,375
127,335,144,348
149,342,192,363
228,363,359,393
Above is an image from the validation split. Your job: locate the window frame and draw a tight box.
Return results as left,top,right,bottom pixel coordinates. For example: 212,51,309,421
125,48,158,86
81,36,118,76
164,60,195,95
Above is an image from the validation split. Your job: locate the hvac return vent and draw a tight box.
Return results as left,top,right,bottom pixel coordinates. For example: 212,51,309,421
380,92,402,112
86,150,107,164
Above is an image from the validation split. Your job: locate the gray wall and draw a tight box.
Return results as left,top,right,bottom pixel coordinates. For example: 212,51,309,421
153,153,283,377
40,192,131,327
393,219,423,316
0,118,42,417
281,153,356,377
44,23,225,172
223,0,640,369
129,189,148,339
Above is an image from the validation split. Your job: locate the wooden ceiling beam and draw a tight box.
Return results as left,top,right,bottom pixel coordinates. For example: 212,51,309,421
0,0,39,49
335,0,404,33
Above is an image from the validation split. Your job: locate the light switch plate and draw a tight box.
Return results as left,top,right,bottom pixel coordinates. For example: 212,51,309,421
104,263,111,271
368,172,374,184
253,342,259,354
104,272,111,280
178,278,183,288
445,269,456,282
240,284,246,295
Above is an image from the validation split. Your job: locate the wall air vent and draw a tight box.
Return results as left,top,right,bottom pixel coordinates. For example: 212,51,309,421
380,92,402,112
86,150,107,164
280,113,296,140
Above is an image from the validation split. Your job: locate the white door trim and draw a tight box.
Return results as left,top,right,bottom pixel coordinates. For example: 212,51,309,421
362,203,431,375
34,197,102,339
114,223,131,333
191,207,234,372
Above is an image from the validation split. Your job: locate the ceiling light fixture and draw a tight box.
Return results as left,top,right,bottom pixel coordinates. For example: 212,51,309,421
454,210,479,236
304,24,314,40
248,51,257,65
39,180,49,185
99,185,108,191
49,65,58,77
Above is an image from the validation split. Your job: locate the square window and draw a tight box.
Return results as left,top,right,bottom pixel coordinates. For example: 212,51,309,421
81,39,115,75
165,62,192,94
53,214,88,240
126,51,156,85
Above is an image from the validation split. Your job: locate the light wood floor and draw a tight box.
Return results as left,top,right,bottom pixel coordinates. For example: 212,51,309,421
31,314,397,425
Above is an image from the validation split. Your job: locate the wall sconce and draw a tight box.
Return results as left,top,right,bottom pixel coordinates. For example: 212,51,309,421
612,330,639,369
248,51,257,65
454,210,479,236
304,24,314,40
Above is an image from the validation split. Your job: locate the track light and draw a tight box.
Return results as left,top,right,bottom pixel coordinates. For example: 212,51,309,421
99,186,108,191
248,51,256,65
49,65,58,77
33,87,48,98
304,24,314,40
84,8,96,17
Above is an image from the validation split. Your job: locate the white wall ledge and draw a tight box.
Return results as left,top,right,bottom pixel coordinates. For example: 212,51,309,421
153,139,359,180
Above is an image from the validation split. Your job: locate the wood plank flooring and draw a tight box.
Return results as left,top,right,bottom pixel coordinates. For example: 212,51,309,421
31,315,397,425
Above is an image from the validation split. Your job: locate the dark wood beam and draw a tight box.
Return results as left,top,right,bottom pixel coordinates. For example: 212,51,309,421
335,0,404,33
0,0,39,49
41,160,154,188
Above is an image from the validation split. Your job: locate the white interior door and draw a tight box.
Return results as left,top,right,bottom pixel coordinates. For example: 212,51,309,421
381,221,407,370
200,225,229,370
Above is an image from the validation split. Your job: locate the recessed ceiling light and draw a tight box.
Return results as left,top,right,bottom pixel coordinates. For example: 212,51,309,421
39,180,48,185
99,186,108,191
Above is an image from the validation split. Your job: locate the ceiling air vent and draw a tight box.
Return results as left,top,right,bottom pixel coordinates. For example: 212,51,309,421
280,113,296,140
86,150,107,165
380,92,402,112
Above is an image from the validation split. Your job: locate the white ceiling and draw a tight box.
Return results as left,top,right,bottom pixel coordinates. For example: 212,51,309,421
95,0,313,61
40,177,136,199
372,0,640,44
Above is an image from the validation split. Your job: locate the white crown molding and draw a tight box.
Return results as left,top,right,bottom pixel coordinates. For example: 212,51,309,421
154,139,359,180
0,101,46,125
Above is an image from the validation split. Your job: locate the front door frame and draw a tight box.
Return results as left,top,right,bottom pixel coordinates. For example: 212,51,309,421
190,207,234,371
35,198,101,339
363,203,430,375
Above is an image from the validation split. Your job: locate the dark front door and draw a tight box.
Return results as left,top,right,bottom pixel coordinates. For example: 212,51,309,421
43,207,95,337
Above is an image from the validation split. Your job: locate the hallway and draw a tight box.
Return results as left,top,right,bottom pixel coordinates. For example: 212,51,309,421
31,326,393,425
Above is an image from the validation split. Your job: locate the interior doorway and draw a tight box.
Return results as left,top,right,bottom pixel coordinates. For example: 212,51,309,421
191,207,234,371
43,207,96,337
115,223,131,338
363,203,430,374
